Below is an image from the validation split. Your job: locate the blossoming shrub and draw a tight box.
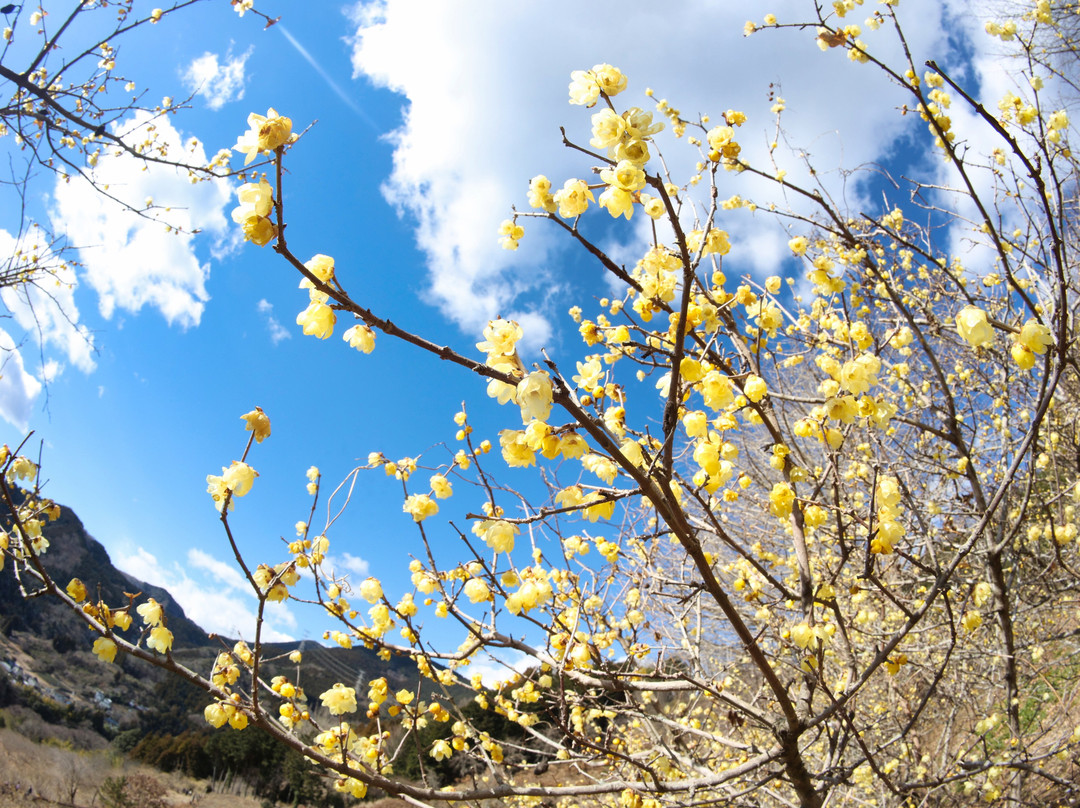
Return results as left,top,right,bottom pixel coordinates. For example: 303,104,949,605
3,2,1080,807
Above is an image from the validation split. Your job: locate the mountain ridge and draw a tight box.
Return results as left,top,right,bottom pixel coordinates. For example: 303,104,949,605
0,496,467,731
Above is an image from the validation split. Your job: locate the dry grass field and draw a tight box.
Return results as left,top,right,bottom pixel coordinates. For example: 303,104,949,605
0,726,269,808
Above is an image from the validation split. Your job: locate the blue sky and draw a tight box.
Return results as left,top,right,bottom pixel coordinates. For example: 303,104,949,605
0,0,1019,650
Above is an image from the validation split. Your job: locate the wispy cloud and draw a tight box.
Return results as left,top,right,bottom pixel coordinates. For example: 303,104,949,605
464,649,532,688
257,298,291,344
182,47,253,110
330,552,370,578
278,24,375,128
115,545,297,641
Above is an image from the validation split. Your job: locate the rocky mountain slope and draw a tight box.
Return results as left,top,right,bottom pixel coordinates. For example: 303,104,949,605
0,497,465,733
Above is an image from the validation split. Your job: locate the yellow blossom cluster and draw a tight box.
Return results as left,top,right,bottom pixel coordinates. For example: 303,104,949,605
12,12,1080,805
296,253,337,339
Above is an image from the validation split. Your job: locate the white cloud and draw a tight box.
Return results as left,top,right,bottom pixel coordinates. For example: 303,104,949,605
332,552,370,577
188,547,251,592
182,48,252,110
0,328,43,430
40,360,61,384
463,648,532,688
50,111,232,328
256,298,291,344
346,0,967,343
897,6,1076,285
115,545,297,641
0,226,96,379
0,223,93,428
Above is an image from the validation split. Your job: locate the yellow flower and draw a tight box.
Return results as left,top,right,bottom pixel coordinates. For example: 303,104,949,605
430,474,453,499
320,683,358,715
137,598,164,627
93,637,118,663
640,194,665,219
147,626,173,654
599,160,646,193
839,353,881,395
1017,318,1052,355
304,254,336,283
744,374,768,402
516,371,553,423
769,482,795,518
499,429,536,467
7,455,36,482
234,108,293,165
871,520,905,554
464,578,491,603
580,452,617,485
359,577,383,603
559,432,588,459
876,476,902,508
66,578,87,603
206,461,256,511
204,702,231,728
230,178,276,246
253,564,291,602
790,622,818,650
482,520,518,554
553,178,594,218
573,358,603,390
296,301,335,339
568,65,624,108
613,138,651,165
590,108,627,149
701,227,731,256
477,318,523,357
224,461,256,496
684,410,708,438
788,236,809,256
701,370,734,409
623,107,664,140
527,175,557,212
568,69,602,107
598,186,634,219
430,739,453,761
707,125,735,153
955,305,994,347
241,407,271,443
582,492,615,522
231,177,273,220
498,219,525,250
403,493,438,522
753,303,783,335
300,276,328,304
236,213,276,247
593,64,628,97
1011,342,1036,370
343,324,376,353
